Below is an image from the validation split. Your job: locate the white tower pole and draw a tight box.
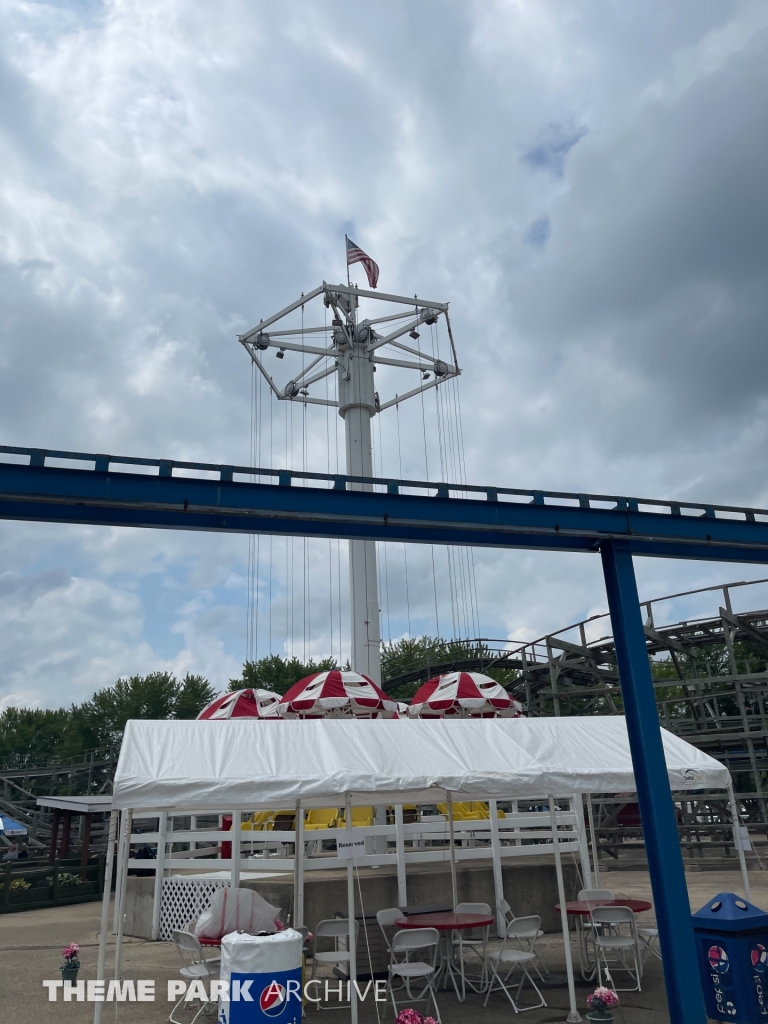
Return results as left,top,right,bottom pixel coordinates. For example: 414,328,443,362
239,281,458,689
336,291,382,683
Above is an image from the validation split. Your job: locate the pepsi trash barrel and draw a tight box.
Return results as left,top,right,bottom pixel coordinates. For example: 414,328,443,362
692,892,768,1022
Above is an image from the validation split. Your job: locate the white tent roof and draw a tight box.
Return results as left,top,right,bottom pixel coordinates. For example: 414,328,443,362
112,716,729,812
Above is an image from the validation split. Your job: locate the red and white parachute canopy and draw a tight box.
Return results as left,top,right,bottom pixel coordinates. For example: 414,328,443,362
278,670,398,719
197,688,282,720
407,672,523,718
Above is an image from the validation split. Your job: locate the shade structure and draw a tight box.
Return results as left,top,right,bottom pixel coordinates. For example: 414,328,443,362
197,687,281,720
408,671,523,718
278,670,397,718
112,716,730,812
0,815,27,836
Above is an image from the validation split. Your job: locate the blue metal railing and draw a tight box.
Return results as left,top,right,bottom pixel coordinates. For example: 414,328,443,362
1,444,765,523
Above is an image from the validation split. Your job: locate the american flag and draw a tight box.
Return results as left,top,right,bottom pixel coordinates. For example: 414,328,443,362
346,236,379,289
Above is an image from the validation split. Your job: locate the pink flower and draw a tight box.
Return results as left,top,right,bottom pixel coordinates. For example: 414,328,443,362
62,944,80,960
587,986,619,1009
395,1010,425,1024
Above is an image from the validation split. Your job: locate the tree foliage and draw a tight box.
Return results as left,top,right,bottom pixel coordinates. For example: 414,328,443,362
0,672,218,764
381,635,518,698
228,655,337,695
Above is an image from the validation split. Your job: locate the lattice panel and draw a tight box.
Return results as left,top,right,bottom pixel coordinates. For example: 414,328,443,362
159,877,227,941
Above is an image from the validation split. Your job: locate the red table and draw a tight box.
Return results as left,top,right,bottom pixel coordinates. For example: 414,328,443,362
395,912,495,1000
555,899,652,980
556,898,652,915
395,912,494,930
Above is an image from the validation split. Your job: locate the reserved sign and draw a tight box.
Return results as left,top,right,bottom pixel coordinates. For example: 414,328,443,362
336,834,367,859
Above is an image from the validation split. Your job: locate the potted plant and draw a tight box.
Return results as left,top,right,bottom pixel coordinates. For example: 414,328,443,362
586,987,619,1022
60,944,81,983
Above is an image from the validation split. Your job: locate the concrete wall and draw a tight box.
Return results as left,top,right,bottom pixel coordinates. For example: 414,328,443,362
124,855,577,940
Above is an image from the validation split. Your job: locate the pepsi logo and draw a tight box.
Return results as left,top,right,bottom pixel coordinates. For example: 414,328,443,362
752,944,768,973
260,981,287,1016
708,945,730,973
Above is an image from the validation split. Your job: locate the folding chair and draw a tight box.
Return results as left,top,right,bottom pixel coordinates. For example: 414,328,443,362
497,898,547,978
453,901,491,996
483,915,546,1012
577,888,615,900
309,918,360,1009
169,931,220,1024
387,927,441,1023
376,909,406,992
638,925,661,963
590,906,643,992
577,889,616,967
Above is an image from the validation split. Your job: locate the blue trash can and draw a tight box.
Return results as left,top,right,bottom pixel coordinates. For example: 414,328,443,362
692,892,768,1022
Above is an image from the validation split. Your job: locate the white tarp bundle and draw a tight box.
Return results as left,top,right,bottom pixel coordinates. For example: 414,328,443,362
112,715,729,812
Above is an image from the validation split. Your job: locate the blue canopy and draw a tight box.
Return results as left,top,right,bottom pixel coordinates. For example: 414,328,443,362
0,815,27,836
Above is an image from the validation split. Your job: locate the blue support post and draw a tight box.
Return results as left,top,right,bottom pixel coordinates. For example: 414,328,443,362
600,540,706,1024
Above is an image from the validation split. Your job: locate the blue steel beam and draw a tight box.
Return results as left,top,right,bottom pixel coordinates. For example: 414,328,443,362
601,541,707,1024
3,446,768,562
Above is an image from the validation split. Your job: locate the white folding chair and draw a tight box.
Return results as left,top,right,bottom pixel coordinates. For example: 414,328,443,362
497,898,547,978
453,901,491,996
388,927,441,1023
169,930,220,1024
577,889,616,968
590,906,642,992
377,909,406,991
577,888,615,900
638,925,661,963
483,915,546,1012
309,918,360,1010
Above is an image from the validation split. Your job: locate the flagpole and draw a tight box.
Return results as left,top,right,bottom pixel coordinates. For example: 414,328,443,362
345,234,350,286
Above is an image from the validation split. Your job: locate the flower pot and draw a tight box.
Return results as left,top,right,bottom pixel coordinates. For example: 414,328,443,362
60,966,79,983
586,1013,613,1023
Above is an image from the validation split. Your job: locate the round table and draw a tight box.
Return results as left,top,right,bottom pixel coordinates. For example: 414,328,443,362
395,912,495,1001
395,912,494,931
556,898,652,915
555,899,652,980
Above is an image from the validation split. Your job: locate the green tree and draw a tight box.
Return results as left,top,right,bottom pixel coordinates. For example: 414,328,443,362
229,655,337,696
381,635,519,697
0,671,218,765
0,707,71,763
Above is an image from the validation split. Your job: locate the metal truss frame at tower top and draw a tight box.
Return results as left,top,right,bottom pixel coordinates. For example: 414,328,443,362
238,281,460,411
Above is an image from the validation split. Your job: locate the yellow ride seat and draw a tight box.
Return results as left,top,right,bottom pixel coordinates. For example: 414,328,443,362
241,811,275,831
304,808,339,831
337,806,374,827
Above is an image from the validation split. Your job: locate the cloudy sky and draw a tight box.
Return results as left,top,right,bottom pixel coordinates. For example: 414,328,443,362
2,0,768,710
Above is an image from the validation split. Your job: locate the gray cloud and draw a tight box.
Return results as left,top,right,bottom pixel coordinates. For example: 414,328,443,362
2,0,768,707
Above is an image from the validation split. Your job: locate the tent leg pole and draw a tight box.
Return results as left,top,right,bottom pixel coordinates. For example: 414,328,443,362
395,804,407,907
294,800,304,927
727,779,751,900
345,794,358,1024
114,808,133,980
549,796,580,1024
489,799,505,937
585,794,600,889
231,810,241,891
447,792,458,909
151,811,167,942
94,810,118,1024
112,811,125,933
601,540,706,1024
573,795,592,891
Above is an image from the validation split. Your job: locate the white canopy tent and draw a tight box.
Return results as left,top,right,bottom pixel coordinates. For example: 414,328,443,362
95,716,745,1024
